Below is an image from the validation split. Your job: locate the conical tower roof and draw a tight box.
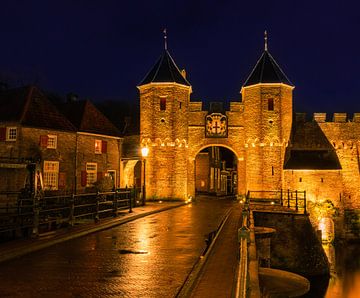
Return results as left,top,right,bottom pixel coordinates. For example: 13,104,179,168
243,50,293,87
139,50,190,87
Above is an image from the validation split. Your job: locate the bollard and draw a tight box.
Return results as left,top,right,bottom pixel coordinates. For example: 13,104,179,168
238,226,250,243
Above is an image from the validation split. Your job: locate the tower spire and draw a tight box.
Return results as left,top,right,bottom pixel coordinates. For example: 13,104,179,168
264,30,268,51
163,28,167,50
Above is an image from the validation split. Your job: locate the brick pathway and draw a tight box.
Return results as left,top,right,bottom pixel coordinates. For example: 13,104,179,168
190,205,242,298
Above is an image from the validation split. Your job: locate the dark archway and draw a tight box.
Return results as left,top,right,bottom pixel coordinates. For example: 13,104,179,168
195,146,237,197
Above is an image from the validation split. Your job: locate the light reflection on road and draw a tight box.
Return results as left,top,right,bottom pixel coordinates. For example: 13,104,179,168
0,198,234,297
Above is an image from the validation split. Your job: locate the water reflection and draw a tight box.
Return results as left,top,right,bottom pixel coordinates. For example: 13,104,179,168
302,243,360,298
325,243,360,298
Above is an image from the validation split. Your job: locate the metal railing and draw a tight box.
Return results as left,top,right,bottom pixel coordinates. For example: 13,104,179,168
235,195,261,298
0,187,140,240
248,190,307,214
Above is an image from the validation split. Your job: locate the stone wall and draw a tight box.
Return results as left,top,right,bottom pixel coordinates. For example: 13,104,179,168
254,211,329,276
139,83,191,199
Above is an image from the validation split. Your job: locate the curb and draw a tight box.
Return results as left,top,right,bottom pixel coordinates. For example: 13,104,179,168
176,207,233,297
0,202,186,264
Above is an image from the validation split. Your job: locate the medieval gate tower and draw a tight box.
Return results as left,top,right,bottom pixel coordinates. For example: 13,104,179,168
138,36,294,200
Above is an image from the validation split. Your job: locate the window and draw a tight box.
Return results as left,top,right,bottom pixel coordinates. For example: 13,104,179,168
47,135,57,149
43,161,59,190
40,134,58,149
160,97,166,110
179,102,182,109
95,140,107,154
95,140,102,154
6,127,17,141
268,98,274,111
86,163,97,186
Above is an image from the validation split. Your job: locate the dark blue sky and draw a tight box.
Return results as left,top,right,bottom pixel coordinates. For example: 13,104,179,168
0,0,359,114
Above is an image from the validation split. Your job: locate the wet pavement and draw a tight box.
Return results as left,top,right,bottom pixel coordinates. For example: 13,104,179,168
190,206,242,298
0,197,236,297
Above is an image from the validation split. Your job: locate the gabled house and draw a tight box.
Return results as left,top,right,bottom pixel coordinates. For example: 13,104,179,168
0,86,77,195
58,99,123,192
0,86,124,203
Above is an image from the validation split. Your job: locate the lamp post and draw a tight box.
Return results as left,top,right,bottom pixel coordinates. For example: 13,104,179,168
141,147,149,206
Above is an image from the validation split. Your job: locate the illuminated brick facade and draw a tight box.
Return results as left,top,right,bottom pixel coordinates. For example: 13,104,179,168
139,47,360,236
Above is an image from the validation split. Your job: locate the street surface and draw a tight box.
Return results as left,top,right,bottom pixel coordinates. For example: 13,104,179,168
0,197,235,297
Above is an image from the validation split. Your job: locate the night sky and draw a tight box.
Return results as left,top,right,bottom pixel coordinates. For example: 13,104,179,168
0,1,359,115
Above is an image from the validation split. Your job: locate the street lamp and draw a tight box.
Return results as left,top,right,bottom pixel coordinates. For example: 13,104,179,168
141,147,149,206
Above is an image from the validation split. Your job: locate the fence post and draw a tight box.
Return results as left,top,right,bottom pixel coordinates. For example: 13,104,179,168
304,191,307,215
69,194,75,226
113,190,118,217
287,189,290,208
295,190,298,211
133,184,136,207
128,186,132,213
95,192,100,222
32,197,39,238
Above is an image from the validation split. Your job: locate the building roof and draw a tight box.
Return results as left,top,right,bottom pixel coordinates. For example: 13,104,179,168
0,86,76,131
243,50,293,87
58,100,121,137
139,50,191,87
284,150,341,170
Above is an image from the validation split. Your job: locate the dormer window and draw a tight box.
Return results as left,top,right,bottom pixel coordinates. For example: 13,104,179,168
268,98,274,111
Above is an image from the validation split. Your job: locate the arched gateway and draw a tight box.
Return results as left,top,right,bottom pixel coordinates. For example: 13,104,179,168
138,41,293,200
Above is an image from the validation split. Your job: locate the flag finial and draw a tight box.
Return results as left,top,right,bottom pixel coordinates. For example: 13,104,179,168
264,30,268,51
163,28,167,50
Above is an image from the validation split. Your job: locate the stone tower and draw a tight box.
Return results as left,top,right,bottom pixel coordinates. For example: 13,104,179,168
241,41,294,192
138,49,192,199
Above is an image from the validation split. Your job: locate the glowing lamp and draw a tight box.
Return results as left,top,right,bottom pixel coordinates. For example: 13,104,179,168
141,147,149,157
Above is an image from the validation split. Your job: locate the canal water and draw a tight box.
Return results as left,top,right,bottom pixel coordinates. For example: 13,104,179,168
302,243,360,298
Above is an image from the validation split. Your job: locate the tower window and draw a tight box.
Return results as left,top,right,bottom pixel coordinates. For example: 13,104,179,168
179,102,182,109
160,97,166,110
271,166,274,176
268,98,274,111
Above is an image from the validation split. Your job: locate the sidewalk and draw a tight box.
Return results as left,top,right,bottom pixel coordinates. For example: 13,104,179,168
0,201,186,264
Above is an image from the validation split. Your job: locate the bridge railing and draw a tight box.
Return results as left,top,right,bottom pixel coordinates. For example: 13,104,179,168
235,195,261,298
0,187,138,240
248,190,307,214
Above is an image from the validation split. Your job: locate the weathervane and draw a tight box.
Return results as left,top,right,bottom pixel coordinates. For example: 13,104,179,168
264,30,268,51
163,28,167,50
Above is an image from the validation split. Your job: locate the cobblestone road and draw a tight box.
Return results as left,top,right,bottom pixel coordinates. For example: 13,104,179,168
0,197,235,297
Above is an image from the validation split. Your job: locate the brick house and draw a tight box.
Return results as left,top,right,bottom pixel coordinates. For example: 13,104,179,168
0,86,123,202
58,99,122,192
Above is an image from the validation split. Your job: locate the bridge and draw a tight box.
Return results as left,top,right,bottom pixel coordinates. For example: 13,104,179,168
0,191,319,297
